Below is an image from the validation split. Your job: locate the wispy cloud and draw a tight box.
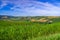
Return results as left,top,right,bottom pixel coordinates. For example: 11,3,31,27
0,0,60,16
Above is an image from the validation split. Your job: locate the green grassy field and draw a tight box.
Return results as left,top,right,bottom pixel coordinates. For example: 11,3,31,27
0,20,60,40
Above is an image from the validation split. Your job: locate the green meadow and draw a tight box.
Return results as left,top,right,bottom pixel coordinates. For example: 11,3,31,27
0,16,60,40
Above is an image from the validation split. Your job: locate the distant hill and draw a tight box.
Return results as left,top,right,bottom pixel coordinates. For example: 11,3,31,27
0,15,16,19
0,15,60,22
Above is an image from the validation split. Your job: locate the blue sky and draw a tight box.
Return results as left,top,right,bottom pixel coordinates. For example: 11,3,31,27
0,0,60,16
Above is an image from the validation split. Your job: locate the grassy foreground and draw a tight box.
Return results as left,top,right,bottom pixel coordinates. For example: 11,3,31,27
28,33,60,40
0,20,60,40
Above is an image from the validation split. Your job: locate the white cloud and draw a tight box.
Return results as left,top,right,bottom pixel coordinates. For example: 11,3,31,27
0,0,60,16
0,1,7,9
14,1,60,16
